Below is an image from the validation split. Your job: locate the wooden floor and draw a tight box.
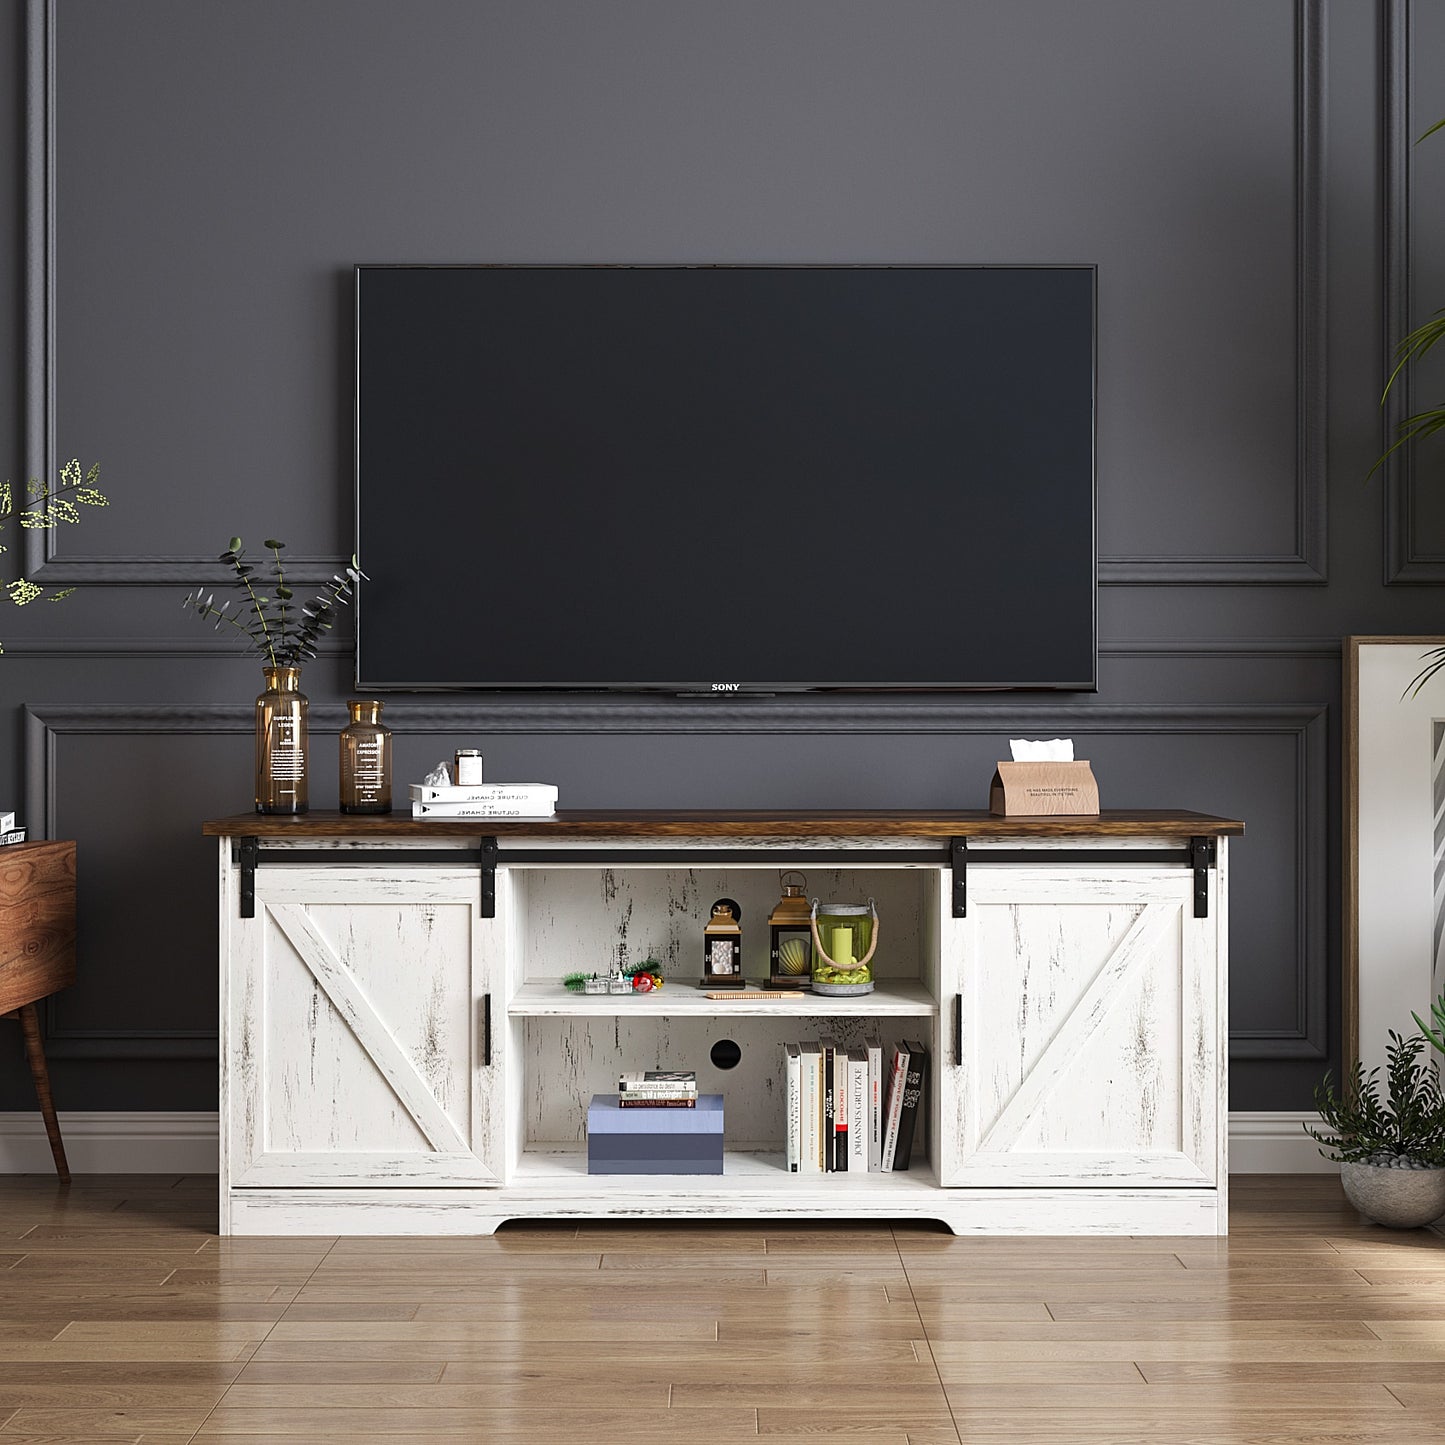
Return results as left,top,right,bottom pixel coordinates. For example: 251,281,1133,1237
0,1176,1441,1442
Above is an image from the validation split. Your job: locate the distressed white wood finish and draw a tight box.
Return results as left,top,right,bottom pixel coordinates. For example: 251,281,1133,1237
227,1164,1223,1237
522,1015,930,1148
513,866,932,986
938,866,1220,1189
226,866,503,1189
219,831,1227,1235
509,979,937,1017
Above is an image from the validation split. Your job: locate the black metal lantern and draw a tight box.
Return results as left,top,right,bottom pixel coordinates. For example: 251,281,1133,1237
767,871,812,988
701,897,745,988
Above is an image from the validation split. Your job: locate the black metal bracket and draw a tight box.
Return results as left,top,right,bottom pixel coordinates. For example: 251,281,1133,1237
1190,835,1216,918
231,833,1220,923
480,836,498,918
946,838,1219,920
238,836,258,919
233,837,500,918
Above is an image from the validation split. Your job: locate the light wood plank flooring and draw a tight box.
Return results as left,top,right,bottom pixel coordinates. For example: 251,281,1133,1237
0,1175,1438,1442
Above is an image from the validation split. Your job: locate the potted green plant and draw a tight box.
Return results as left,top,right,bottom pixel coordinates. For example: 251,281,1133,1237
1304,1030,1445,1228
0,459,109,651
182,538,363,815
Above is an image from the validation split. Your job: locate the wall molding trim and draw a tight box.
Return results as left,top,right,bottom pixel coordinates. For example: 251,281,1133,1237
25,0,1326,589
1098,0,1327,585
1379,0,1445,583
22,698,1329,740
24,701,1329,1062
0,1111,1333,1176
0,638,1345,660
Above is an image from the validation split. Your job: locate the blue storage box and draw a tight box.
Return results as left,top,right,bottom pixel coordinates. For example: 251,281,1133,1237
586,1093,724,1175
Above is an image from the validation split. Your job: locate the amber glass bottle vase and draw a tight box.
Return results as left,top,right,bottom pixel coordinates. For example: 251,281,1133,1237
255,666,309,815
339,699,392,814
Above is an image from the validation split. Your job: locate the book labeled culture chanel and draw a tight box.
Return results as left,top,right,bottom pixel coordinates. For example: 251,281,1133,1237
410,781,558,819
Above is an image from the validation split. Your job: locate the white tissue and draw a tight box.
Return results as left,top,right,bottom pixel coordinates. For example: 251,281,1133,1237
1009,738,1075,762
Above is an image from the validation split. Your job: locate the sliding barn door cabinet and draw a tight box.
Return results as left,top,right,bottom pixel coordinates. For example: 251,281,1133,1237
208,810,1239,1236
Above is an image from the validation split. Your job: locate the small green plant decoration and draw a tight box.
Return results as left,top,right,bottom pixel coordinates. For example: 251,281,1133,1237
1304,1031,1445,1167
563,958,666,992
182,538,364,668
0,458,108,652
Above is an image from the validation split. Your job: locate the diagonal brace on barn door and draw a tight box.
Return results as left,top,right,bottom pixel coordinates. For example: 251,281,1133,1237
976,902,1179,1154
267,903,472,1156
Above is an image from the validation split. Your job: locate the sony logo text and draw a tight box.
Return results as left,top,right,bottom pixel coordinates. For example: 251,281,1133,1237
711,682,741,692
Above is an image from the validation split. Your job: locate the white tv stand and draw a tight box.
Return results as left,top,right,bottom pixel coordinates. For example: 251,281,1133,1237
207,809,1239,1236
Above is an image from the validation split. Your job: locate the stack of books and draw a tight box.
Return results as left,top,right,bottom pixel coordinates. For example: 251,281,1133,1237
782,1037,926,1175
617,1070,697,1109
0,811,25,847
409,781,558,820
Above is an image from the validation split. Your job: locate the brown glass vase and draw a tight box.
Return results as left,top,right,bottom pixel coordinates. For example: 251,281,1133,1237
255,666,308,814
339,699,392,814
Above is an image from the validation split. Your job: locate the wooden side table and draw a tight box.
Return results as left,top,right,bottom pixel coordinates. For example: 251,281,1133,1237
0,841,76,1181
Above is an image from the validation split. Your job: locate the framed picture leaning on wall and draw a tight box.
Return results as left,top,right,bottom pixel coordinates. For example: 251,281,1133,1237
1346,636,1445,1076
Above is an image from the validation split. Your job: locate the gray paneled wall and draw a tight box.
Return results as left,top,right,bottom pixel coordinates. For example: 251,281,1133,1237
0,0,1439,1113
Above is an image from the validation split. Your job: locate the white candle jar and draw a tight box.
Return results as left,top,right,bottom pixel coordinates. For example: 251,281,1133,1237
809,899,878,995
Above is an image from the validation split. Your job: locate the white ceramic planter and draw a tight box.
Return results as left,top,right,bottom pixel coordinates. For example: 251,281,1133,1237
1339,1162,1445,1228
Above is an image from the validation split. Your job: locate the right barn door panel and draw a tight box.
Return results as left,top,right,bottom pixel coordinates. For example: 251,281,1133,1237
938,866,1221,1189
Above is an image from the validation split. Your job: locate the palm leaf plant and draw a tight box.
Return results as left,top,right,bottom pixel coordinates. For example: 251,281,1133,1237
1377,117,1445,693
0,458,108,651
182,538,364,667
1414,993,1445,1058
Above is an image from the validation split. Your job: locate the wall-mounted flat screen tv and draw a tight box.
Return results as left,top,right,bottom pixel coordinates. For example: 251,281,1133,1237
355,264,1096,692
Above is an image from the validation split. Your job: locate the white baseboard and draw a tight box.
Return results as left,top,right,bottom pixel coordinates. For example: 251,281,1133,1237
1226,1111,1336,1173
0,1112,219,1174
0,1111,1330,1177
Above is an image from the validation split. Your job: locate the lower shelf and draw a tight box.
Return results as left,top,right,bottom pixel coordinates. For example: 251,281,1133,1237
515,1145,937,1193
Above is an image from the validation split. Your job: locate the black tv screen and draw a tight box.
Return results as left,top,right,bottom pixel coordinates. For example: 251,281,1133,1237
355,264,1096,692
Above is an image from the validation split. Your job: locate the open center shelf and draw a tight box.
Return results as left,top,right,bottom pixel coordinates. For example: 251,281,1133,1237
508,980,938,1017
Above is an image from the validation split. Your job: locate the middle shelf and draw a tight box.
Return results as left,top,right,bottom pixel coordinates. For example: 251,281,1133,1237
507,979,940,1017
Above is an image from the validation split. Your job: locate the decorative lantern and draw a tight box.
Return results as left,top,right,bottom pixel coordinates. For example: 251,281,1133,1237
701,897,745,988
767,871,813,988
810,898,879,995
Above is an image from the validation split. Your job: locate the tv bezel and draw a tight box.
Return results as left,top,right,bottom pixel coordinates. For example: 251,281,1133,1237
354,262,1099,695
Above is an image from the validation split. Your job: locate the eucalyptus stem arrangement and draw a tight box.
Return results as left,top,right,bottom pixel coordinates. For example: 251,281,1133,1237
0,458,108,650
182,538,364,667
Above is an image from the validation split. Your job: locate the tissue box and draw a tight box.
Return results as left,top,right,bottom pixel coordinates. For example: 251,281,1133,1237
586,1094,725,1175
989,760,1100,816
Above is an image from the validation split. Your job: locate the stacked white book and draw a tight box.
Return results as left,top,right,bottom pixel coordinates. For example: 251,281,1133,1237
0,810,24,846
410,782,558,819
